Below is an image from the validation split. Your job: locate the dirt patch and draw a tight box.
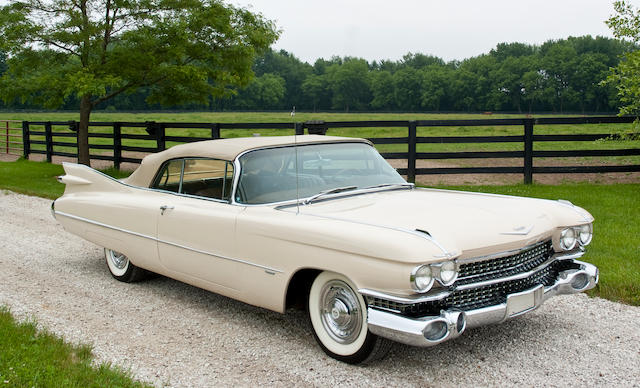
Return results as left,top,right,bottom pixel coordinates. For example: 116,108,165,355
0,154,20,162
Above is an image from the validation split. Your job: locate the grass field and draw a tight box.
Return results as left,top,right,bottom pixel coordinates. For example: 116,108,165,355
1,158,638,306
0,307,150,387
1,111,639,166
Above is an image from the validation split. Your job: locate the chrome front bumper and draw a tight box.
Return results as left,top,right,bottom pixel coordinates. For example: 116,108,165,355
366,259,598,348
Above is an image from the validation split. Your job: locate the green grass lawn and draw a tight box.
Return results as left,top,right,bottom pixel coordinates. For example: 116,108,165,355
0,158,129,199
1,158,638,305
0,307,151,387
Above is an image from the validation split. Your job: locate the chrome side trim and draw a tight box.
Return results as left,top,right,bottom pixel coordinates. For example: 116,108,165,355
54,210,283,274
156,238,283,273
55,210,157,241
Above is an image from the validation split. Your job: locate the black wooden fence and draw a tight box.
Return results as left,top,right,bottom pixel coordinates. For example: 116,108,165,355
21,116,640,183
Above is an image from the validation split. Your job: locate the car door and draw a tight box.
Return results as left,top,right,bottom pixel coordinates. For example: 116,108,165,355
155,158,243,290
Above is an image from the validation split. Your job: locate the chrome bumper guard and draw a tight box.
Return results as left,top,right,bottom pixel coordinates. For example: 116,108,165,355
366,259,598,347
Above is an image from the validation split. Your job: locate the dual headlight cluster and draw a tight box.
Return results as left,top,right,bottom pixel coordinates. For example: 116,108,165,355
411,261,458,293
559,224,593,251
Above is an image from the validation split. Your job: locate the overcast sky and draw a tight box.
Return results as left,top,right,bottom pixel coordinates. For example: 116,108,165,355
234,0,635,64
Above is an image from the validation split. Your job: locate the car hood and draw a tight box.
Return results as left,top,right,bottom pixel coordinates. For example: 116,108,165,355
291,187,593,259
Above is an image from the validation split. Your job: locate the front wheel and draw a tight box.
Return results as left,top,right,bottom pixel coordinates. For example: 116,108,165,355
105,248,149,283
308,271,392,364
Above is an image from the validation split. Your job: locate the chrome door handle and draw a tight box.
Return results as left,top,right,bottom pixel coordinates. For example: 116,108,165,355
160,205,174,215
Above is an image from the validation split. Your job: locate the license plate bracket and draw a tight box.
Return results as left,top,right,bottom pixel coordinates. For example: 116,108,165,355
506,284,543,317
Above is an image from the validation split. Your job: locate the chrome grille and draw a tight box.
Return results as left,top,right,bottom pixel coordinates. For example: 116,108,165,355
367,239,580,318
456,241,553,286
368,260,570,318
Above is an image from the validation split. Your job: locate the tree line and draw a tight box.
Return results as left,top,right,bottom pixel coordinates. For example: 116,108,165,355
0,35,634,113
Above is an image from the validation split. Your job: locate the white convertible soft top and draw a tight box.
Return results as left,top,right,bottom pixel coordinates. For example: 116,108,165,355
124,135,371,187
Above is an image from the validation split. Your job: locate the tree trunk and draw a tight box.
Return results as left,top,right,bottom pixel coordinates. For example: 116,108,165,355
77,95,93,166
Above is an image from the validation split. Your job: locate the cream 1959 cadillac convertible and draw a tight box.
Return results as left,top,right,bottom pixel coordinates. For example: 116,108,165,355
52,135,598,364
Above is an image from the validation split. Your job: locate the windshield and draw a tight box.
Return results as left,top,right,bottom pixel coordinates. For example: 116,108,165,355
235,142,406,204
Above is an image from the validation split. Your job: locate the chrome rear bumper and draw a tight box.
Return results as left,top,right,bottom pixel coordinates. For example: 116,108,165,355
367,259,598,347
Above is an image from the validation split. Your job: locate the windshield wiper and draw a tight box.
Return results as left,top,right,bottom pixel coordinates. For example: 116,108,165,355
303,186,358,205
361,183,415,190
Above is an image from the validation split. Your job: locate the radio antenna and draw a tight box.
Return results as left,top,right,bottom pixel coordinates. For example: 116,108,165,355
292,106,300,215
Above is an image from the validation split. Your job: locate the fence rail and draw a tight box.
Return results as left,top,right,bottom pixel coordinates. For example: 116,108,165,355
20,116,640,183
1,120,23,156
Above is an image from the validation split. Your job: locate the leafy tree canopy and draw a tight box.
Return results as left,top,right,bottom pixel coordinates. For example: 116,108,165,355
605,0,640,115
0,0,278,163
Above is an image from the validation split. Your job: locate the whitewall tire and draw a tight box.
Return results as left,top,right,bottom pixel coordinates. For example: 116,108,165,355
104,248,149,283
308,271,391,364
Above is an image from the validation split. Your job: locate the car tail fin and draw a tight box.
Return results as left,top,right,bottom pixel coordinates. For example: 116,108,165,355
58,163,130,195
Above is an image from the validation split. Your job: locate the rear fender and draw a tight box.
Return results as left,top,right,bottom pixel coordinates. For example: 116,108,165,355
58,162,131,195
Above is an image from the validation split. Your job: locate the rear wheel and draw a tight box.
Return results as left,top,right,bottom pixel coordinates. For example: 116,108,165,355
308,271,392,364
105,248,149,283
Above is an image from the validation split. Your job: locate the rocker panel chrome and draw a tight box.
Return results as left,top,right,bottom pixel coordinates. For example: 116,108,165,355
54,210,283,274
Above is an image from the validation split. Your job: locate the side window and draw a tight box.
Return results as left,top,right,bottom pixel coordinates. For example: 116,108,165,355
180,158,234,201
152,159,183,193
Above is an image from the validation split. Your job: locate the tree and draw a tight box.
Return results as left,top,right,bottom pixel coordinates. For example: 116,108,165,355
369,71,395,110
0,50,6,76
253,49,312,109
326,58,371,112
605,0,640,115
421,66,453,111
301,74,330,112
393,67,423,111
233,73,286,109
0,0,278,165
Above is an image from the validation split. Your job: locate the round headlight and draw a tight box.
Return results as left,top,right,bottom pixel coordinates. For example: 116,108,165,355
411,265,433,292
438,261,458,285
577,224,592,246
560,228,577,251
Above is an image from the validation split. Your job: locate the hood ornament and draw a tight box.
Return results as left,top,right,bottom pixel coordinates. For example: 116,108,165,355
501,224,534,235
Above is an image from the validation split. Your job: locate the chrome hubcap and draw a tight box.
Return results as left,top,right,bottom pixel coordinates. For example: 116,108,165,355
319,280,362,344
109,250,128,270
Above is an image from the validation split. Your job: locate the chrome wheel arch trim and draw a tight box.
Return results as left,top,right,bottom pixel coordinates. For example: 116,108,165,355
54,210,283,274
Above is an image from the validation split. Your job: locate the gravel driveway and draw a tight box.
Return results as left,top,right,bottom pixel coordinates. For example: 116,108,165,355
1,190,639,387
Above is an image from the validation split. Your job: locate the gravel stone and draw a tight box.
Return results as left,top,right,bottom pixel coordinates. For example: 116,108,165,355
1,190,639,387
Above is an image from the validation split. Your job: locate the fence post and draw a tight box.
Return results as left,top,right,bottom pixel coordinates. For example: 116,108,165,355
211,123,220,139
22,121,30,159
295,122,304,135
523,118,534,184
67,121,78,159
407,121,417,183
5,121,8,154
113,122,122,170
156,123,166,152
45,121,53,163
